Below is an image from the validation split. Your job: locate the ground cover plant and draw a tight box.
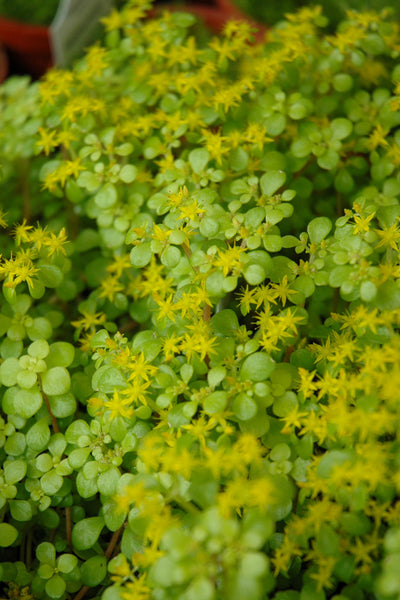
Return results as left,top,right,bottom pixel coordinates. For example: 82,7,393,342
1,1,400,599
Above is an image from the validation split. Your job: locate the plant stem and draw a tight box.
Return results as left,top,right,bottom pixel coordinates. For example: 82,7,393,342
41,384,60,433
65,506,72,546
72,586,90,600
105,525,124,560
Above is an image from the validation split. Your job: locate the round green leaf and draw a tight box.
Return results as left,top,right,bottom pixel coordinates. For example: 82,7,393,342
36,541,56,565
4,459,26,484
119,164,137,183
57,554,78,574
72,517,105,551
203,391,228,415
9,499,33,522
26,418,51,452
360,280,377,302
45,574,66,599
0,357,21,387
189,148,209,174
41,367,71,396
0,523,18,547
46,342,75,368
160,245,181,268
130,242,153,268
92,365,126,393
41,471,64,496
26,317,53,341
14,387,43,419
317,149,339,170
38,265,63,288
307,217,332,244
260,170,286,197
49,392,77,418
28,339,50,359
95,183,118,208
232,393,258,421
331,118,353,140
97,466,120,496
81,555,107,586
16,369,37,389
240,352,275,382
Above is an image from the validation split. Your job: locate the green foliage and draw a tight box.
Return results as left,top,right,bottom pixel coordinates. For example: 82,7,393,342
231,0,400,29
0,0,60,25
1,1,400,600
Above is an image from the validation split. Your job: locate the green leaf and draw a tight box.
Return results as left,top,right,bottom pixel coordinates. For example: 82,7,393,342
97,466,121,496
38,264,63,288
307,217,332,244
36,541,56,565
81,555,107,586
239,552,269,577
230,147,249,171
26,418,51,452
65,420,91,444
130,242,153,268
13,386,43,419
77,170,100,191
72,517,105,551
360,280,377,302
0,357,21,387
92,365,126,393
0,523,18,547
160,245,181,268
57,554,78,574
185,577,215,600
203,391,228,414
330,117,353,140
240,352,275,382
49,392,77,418
41,471,64,496
317,149,339,170
189,148,209,174
167,403,191,428
210,309,239,335
26,317,53,341
232,393,258,421
103,501,127,531
46,342,75,368
76,470,98,498
4,459,26,484
207,366,226,388
243,264,266,285
45,574,66,599
95,183,118,208
119,164,137,183
41,367,71,396
28,339,50,359
9,499,32,522
17,370,37,389
260,170,286,196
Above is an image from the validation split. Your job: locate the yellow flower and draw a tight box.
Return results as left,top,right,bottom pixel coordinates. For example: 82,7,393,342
213,244,247,277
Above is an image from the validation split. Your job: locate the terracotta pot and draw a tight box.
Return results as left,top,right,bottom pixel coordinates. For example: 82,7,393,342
0,16,52,78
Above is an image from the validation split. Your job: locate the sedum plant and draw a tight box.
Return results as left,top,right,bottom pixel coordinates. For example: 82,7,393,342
2,1,400,599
